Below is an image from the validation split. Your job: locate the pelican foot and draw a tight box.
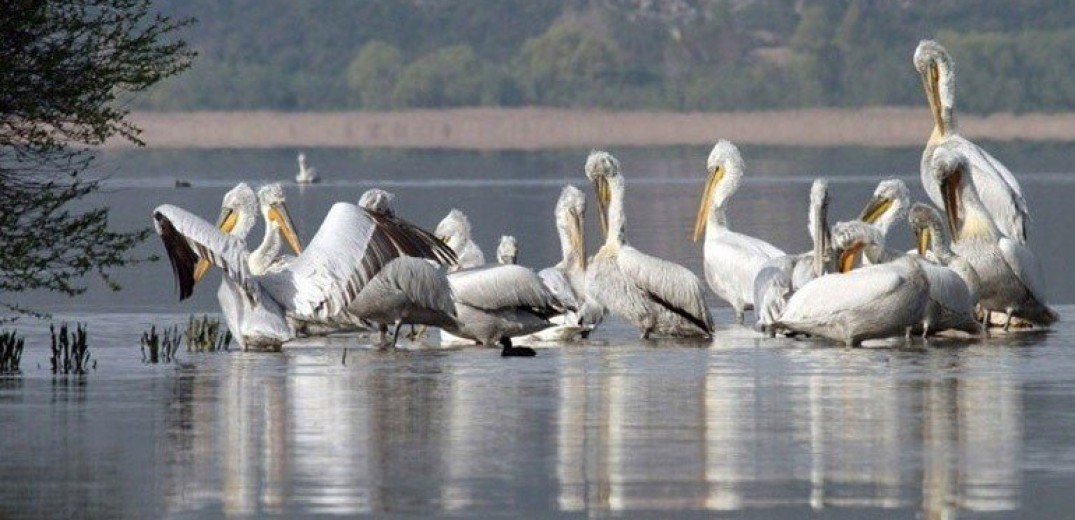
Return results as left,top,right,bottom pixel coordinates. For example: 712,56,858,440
500,338,536,357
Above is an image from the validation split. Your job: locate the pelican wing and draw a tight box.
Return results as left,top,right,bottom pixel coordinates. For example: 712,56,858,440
263,203,396,319
449,264,560,315
924,137,1028,242
998,237,1047,303
353,257,456,316
539,267,580,311
620,246,712,333
919,261,974,314
153,204,253,301
366,210,459,267
780,267,904,326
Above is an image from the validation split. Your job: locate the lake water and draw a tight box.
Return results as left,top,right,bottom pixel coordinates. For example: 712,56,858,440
2,143,1075,518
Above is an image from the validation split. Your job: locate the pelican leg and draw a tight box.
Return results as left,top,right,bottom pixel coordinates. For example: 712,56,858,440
500,337,536,357
412,325,428,341
734,308,745,325
390,320,404,349
1003,309,1014,332
376,324,389,348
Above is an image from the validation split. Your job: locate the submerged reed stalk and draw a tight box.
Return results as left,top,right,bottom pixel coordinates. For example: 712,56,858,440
0,330,25,374
49,323,92,374
141,325,181,364
184,315,232,352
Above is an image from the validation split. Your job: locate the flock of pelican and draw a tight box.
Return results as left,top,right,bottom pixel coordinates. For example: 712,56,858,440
154,40,1056,354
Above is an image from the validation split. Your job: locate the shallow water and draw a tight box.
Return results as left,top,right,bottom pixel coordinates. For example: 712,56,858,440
3,145,1075,518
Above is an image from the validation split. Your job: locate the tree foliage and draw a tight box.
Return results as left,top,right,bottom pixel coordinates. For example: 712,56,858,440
0,0,193,315
138,0,1075,114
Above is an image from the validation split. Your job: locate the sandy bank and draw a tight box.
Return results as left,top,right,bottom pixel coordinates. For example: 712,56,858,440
112,107,1075,150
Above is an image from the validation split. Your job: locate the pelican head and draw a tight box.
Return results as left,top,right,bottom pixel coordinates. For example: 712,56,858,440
194,183,258,283
297,152,306,165
929,145,971,239
555,185,587,269
257,183,303,255
808,178,831,276
858,178,910,235
435,209,473,253
585,150,623,239
832,221,883,273
358,188,396,216
496,235,518,264
913,40,956,136
908,202,947,257
693,140,744,242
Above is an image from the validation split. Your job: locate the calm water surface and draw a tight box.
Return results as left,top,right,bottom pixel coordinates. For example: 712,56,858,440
3,145,1075,518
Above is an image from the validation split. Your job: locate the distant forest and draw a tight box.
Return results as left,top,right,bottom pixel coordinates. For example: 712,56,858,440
143,0,1075,114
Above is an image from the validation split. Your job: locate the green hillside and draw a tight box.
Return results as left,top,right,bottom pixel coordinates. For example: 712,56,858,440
142,0,1075,113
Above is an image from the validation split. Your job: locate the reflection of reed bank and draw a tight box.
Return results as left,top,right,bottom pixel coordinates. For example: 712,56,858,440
158,345,1022,516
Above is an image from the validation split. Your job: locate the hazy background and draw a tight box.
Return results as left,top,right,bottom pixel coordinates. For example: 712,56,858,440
140,0,1075,114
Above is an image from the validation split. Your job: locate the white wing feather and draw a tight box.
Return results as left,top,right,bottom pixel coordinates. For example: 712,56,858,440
780,267,905,326
620,245,712,330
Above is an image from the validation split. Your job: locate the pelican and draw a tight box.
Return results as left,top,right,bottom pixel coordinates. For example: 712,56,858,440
346,189,460,348
436,209,485,270
496,235,518,264
907,203,982,337
444,263,565,356
754,178,832,335
775,223,930,346
929,145,1056,329
247,184,303,275
915,40,1028,243
586,150,713,338
156,190,454,350
856,178,909,264
694,140,785,324
528,185,603,341
295,152,319,184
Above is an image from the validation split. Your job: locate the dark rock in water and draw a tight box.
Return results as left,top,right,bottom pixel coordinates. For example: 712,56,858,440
175,179,192,188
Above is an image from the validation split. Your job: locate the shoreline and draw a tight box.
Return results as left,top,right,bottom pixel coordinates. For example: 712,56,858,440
112,107,1075,150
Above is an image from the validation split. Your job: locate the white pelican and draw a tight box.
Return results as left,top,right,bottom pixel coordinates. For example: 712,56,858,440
155,192,453,350
295,152,319,184
915,40,1028,243
529,185,603,341
907,203,982,337
753,178,832,335
929,145,1056,328
856,178,909,264
694,140,785,324
775,223,930,346
435,209,485,270
586,150,713,338
496,235,518,264
247,184,303,275
346,189,460,347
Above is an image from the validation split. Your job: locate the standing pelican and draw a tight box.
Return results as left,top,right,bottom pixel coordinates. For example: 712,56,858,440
436,209,485,270
155,189,455,349
345,189,458,347
929,145,1056,328
915,40,1028,243
586,150,713,338
694,140,785,324
496,235,518,264
775,224,930,346
295,152,319,184
444,263,565,356
754,178,832,335
855,178,909,264
529,185,603,341
907,203,981,336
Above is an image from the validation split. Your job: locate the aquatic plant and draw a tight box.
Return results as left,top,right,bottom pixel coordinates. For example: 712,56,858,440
141,325,181,364
50,323,92,374
0,330,25,373
184,315,232,352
